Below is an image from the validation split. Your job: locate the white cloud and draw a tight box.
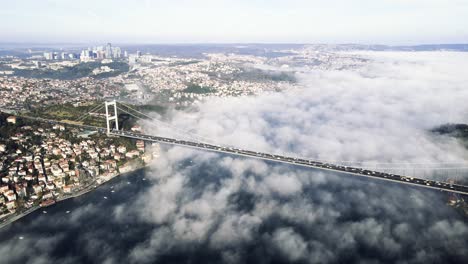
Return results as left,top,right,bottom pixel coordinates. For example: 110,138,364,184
144,51,468,177
1,51,468,264
271,227,308,261
264,173,302,196
128,51,468,263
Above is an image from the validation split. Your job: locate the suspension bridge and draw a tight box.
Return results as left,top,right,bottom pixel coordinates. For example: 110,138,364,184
3,101,468,196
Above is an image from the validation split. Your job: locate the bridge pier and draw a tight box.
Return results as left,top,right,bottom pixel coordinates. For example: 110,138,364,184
105,101,119,134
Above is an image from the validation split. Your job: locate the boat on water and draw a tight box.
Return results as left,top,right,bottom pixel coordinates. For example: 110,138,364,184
40,200,56,207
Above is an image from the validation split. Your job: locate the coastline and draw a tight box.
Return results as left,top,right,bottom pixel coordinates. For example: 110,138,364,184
0,163,150,231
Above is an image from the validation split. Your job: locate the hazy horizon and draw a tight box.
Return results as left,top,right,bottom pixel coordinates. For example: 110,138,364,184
1,41,468,46
2,0,468,44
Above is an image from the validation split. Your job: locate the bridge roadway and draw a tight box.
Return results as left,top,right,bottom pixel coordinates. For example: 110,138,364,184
3,111,468,196
111,130,468,196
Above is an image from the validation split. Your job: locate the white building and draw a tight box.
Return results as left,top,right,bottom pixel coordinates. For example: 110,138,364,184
6,116,16,124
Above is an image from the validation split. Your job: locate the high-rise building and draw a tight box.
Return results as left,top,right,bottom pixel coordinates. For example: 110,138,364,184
96,50,106,59
112,47,122,58
80,49,93,62
79,43,122,61
43,52,54,60
105,43,113,58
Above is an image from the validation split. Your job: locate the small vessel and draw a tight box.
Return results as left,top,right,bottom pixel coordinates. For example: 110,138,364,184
19,236,24,240
40,200,55,207
127,182,130,184
111,190,115,193
42,211,47,214
104,196,108,199
66,211,70,214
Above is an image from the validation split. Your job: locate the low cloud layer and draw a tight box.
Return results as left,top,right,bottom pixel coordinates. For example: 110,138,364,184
130,51,468,263
125,146,467,263
148,51,468,172
1,51,467,263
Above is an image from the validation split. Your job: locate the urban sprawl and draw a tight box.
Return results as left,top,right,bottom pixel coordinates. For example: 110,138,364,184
1,43,466,225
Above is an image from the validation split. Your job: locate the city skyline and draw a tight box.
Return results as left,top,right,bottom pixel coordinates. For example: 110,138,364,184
1,0,467,44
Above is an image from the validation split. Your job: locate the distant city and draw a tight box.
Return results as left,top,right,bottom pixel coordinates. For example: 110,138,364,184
34,43,125,62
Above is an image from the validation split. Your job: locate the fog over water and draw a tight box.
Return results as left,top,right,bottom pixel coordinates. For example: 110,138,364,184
1,51,468,264
150,51,468,169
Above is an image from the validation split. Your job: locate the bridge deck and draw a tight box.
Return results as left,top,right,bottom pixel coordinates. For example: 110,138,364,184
4,111,468,196
111,130,468,196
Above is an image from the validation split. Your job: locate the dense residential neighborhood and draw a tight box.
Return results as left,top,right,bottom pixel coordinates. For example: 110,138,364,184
1,46,369,109
0,113,159,222
0,76,123,110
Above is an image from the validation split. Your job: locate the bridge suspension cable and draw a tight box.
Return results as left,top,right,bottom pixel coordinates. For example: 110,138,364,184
117,102,224,146
116,106,201,143
105,101,468,172
75,104,105,122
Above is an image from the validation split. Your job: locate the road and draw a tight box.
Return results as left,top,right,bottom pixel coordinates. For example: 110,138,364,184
5,112,107,133
4,111,468,196
111,130,468,196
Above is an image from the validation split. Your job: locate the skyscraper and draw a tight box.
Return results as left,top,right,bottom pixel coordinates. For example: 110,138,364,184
105,43,113,58
43,52,54,60
112,47,122,58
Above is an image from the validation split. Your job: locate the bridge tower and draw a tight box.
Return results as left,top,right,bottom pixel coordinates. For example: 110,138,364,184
105,101,119,134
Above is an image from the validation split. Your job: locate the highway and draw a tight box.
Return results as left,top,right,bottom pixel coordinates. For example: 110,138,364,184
4,111,468,196
111,130,468,196
3,113,108,133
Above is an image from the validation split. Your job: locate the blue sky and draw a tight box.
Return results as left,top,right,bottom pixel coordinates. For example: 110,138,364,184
0,0,467,44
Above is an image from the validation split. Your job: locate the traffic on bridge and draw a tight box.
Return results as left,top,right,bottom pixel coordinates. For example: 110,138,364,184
111,129,468,196
4,101,468,196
